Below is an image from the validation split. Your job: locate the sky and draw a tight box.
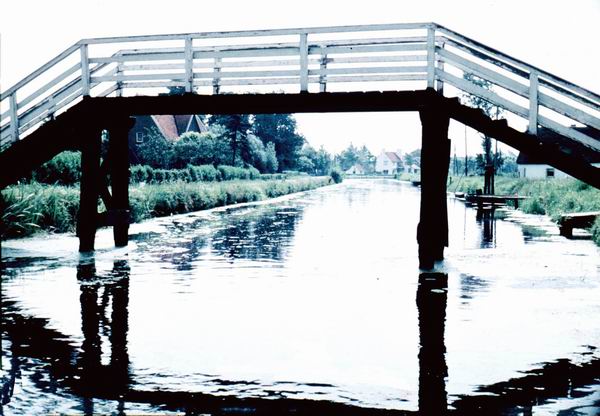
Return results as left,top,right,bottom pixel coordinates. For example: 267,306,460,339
1,0,599,156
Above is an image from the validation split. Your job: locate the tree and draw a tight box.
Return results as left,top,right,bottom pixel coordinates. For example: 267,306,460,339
297,144,318,174
208,114,251,166
264,142,279,173
170,128,231,168
462,73,503,194
404,149,421,170
135,127,172,168
356,145,375,173
338,143,359,171
313,146,332,175
297,155,315,174
252,114,305,171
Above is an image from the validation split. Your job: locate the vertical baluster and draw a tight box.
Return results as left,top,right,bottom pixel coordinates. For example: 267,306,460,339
436,41,445,94
116,62,123,97
80,44,90,96
9,93,19,142
184,37,193,93
213,57,222,95
319,54,328,93
299,33,308,92
528,70,539,134
427,26,436,89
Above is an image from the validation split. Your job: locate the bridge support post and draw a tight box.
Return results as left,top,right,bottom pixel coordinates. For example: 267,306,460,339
78,127,103,252
418,105,451,269
107,118,135,247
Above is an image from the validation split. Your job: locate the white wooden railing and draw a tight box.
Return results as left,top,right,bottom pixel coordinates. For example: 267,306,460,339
1,22,599,152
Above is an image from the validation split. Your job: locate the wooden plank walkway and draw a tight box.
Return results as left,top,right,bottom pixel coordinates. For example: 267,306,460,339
465,194,529,208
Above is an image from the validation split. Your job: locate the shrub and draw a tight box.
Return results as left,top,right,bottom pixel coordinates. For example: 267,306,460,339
33,151,81,185
329,168,344,184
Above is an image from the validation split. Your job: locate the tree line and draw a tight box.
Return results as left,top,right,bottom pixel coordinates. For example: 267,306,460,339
133,114,333,175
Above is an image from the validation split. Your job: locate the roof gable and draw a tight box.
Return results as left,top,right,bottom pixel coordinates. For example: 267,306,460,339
384,152,402,163
151,115,179,141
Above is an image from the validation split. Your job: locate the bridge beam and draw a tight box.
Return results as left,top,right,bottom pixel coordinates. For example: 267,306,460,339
418,103,451,269
78,126,103,252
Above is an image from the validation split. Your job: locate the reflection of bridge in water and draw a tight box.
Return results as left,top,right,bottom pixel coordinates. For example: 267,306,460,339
2,258,598,414
1,22,599,268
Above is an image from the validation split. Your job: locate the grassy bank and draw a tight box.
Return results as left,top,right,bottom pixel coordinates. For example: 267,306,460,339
1,177,332,239
448,176,600,246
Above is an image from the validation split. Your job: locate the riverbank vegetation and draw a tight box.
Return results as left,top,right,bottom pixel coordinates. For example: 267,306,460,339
1,111,350,240
448,175,600,245
1,177,332,239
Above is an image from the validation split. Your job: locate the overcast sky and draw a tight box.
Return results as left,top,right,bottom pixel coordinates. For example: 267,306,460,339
2,0,599,156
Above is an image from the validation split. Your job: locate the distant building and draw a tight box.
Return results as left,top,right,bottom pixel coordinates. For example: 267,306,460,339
129,115,207,145
406,164,421,174
517,127,600,179
345,164,366,175
375,151,403,175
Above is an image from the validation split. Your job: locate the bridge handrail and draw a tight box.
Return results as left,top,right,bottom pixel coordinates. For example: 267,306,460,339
1,22,599,153
435,24,600,105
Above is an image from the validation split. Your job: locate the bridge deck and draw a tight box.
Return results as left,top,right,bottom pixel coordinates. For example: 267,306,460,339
1,22,599,156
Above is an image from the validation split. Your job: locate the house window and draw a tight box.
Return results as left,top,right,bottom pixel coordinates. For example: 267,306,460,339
546,168,555,178
135,132,144,144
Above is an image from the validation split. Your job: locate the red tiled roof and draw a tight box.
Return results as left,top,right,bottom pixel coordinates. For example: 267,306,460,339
151,115,179,141
385,152,402,163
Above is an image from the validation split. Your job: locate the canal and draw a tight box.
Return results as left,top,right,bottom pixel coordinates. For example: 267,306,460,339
1,179,599,414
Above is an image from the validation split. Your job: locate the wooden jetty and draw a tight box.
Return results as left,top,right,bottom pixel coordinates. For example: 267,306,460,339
558,211,600,238
465,194,529,208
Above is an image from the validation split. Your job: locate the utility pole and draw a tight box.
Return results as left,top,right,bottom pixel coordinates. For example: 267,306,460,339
464,124,468,177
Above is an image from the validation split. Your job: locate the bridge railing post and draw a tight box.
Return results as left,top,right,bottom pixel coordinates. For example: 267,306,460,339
213,57,222,95
299,32,309,92
426,25,436,89
116,62,123,97
528,70,539,134
184,37,194,93
436,41,445,95
80,44,91,96
9,92,19,142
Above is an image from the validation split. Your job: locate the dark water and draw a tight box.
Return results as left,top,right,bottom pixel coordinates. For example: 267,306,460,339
1,179,599,415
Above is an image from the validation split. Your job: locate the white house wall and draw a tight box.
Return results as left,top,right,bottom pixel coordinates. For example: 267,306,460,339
518,164,569,179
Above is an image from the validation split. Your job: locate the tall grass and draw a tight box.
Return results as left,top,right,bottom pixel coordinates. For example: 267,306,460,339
1,177,332,239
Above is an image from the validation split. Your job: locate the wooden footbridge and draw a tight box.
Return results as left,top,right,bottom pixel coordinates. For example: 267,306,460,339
1,23,599,267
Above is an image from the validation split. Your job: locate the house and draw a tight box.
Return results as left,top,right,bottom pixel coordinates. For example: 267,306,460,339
406,164,421,174
517,127,600,179
375,151,403,175
129,115,208,145
345,164,366,175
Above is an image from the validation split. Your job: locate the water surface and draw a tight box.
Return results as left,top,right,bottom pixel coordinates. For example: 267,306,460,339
2,179,599,414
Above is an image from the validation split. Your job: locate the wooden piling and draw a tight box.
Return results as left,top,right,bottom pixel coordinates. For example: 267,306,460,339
107,118,134,247
78,126,102,252
418,102,451,269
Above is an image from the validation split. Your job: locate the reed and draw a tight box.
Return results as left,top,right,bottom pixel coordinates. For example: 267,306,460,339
1,177,332,239
448,176,600,245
